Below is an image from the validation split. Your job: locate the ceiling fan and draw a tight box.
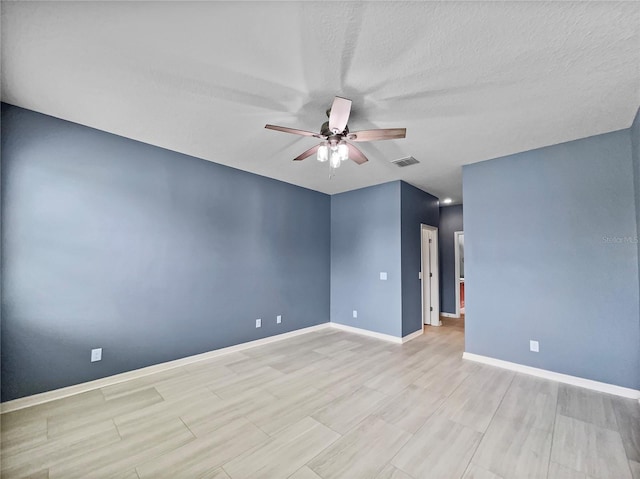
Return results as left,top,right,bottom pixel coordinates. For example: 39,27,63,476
265,96,406,170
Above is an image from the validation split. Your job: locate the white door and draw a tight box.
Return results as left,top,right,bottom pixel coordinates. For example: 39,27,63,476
421,225,440,326
454,231,464,318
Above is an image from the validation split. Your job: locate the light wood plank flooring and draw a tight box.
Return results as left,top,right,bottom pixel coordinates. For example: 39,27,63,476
1,318,638,479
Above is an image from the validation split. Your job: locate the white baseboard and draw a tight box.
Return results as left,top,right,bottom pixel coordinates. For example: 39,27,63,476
1,323,331,414
0,321,427,414
463,352,640,401
401,328,424,343
330,322,403,343
440,312,459,318
330,323,423,344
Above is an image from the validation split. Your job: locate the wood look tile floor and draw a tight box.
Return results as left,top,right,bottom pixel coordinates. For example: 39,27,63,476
1,317,638,479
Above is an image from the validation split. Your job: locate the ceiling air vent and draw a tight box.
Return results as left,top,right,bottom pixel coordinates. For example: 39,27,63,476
391,156,419,167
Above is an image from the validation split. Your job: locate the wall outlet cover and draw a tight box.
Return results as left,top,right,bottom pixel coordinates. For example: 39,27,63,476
91,348,102,362
353,310,358,318
256,318,262,328
529,340,539,352
276,315,282,324
380,272,388,280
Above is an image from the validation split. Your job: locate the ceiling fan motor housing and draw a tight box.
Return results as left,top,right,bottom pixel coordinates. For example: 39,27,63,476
321,121,348,138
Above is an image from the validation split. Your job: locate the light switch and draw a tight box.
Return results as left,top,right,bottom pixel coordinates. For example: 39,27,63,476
91,348,102,362
380,272,388,280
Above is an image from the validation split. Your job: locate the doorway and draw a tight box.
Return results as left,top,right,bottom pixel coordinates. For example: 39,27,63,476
454,231,464,318
421,224,440,326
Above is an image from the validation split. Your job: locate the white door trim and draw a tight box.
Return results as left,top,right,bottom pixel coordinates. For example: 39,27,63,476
454,231,464,318
421,224,440,326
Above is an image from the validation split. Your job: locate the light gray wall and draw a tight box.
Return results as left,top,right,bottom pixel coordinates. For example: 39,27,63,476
330,181,402,337
463,128,640,389
438,205,464,314
400,182,439,336
1,104,331,401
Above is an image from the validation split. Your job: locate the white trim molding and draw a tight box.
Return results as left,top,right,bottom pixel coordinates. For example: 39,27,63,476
421,224,440,326
1,321,428,414
1,323,331,414
331,323,423,344
454,230,464,318
463,352,640,400
330,322,404,344
401,328,424,343
440,312,459,318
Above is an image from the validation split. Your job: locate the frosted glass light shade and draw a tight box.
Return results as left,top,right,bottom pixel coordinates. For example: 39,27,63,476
338,141,348,162
317,144,329,162
330,150,341,168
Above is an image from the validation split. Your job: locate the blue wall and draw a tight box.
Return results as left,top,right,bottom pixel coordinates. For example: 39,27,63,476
330,181,439,338
330,182,402,336
632,109,640,296
400,183,439,335
632,109,640,360
438,205,464,315
0,110,2,401
1,104,331,401
463,129,640,389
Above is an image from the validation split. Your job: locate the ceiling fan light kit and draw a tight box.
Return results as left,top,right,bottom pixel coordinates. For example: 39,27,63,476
265,96,407,176
320,139,350,170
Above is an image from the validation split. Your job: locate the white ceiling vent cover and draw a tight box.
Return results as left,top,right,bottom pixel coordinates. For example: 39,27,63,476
391,156,419,167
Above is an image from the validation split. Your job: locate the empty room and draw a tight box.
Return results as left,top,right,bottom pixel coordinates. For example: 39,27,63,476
1,2,639,478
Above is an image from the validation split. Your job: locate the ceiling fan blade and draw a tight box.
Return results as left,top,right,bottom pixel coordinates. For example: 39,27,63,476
265,124,324,138
347,144,368,165
293,144,321,161
328,97,352,133
347,128,406,142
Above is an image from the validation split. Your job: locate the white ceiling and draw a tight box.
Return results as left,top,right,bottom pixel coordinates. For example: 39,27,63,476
2,1,639,201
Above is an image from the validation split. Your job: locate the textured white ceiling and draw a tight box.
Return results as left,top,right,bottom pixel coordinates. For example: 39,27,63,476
2,1,639,201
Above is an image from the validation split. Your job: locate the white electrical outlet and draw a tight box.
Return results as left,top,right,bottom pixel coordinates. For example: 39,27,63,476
276,315,282,324
380,272,388,280
530,340,539,353
353,310,358,318
91,348,102,362
256,319,262,328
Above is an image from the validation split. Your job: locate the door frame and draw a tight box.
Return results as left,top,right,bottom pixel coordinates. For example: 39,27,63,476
421,224,440,326
454,230,464,318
